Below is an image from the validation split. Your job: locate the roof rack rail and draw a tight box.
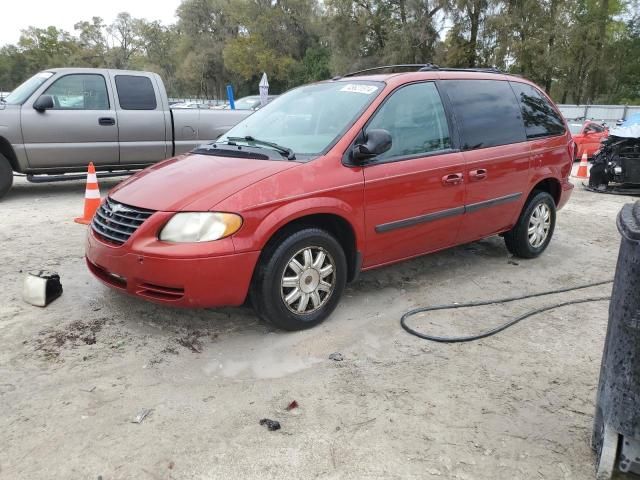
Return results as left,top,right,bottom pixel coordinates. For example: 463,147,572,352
337,64,440,79
435,67,503,74
334,64,503,79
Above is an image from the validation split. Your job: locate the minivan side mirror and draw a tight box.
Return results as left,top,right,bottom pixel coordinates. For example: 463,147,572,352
33,95,54,112
352,129,392,162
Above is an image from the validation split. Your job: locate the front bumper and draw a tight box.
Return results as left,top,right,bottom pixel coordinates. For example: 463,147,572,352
85,227,260,308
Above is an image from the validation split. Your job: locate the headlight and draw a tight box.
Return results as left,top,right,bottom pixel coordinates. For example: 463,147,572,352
159,212,242,243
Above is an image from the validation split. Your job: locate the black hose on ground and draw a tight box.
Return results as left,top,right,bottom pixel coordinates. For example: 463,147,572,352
400,279,613,343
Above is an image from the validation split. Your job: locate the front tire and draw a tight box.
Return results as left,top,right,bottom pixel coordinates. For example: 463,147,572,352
0,154,13,200
504,191,556,258
251,228,347,331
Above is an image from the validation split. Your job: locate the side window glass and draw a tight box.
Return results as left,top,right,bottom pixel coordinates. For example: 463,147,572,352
442,80,526,149
366,82,451,161
115,75,157,110
510,82,566,139
43,74,109,110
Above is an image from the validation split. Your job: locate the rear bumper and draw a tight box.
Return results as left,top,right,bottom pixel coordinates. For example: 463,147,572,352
557,178,574,211
86,230,260,307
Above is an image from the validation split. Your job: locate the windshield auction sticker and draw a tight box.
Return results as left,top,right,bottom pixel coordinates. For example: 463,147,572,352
339,84,379,94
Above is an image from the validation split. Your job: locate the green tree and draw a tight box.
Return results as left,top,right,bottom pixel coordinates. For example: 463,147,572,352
0,1,637,104
106,12,144,69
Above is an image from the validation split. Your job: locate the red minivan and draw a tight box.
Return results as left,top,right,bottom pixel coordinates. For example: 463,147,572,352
86,66,574,330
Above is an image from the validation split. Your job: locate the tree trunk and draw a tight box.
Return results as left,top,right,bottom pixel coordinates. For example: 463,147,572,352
467,1,481,67
586,0,609,102
398,0,407,25
543,0,559,93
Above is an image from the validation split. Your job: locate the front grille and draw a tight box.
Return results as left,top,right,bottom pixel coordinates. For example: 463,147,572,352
92,198,155,245
620,143,640,161
619,142,640,184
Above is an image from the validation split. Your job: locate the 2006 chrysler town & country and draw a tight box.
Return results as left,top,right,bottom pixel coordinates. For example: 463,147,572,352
86,66,574,331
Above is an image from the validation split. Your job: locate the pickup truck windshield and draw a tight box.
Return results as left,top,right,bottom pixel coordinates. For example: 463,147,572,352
219,81,384,157
4,71,54,105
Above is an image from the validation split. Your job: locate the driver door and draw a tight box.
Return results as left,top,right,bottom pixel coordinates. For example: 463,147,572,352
361,82,465,268
21,72,119,168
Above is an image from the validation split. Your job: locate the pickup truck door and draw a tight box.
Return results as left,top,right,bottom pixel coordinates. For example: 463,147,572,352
21,72,119,168
109,72,171,164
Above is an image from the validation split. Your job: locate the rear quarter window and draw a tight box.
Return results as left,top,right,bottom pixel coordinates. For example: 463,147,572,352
441,79,526,150
115,75,157,110
510,82,566,139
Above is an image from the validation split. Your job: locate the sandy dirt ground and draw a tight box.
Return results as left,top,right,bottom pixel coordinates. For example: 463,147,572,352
0,172,637,480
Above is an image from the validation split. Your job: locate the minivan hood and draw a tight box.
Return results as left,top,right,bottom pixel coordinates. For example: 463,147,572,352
110,153,300,211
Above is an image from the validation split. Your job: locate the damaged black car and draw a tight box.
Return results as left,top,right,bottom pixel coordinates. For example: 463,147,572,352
588,115,640,194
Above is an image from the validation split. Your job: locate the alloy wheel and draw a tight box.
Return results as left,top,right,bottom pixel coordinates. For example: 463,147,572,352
528,203,551,248
281,246,336,314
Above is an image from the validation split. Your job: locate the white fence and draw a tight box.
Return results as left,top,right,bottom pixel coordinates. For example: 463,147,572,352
558,104,640,125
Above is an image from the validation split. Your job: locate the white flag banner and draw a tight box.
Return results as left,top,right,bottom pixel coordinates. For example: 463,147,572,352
259,72,269,107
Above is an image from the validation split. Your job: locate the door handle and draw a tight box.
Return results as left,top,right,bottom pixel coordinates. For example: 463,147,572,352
470,168,488,181
442,173,464,186
98,117,115,126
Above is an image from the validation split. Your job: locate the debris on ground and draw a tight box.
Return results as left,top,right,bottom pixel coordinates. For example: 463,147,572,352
34,319,107,360
22,271,63,307
259,418,281,431
161,345,179,355
176,330,204,353
132,409,153,424
329,352,344,361
286,400,299,411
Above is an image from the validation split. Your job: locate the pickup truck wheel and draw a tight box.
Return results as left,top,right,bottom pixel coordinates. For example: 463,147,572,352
504,191,556,259
251,228,347,331
0,154,13,200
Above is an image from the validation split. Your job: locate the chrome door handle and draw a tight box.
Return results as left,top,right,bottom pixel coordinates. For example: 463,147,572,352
442,173,463,186
470,168,488,181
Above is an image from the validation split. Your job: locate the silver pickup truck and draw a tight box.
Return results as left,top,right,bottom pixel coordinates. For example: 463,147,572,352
0,68,251,198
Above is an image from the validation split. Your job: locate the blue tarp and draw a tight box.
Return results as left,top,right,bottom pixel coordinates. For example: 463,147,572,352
622,112,640,127
610,113,640,138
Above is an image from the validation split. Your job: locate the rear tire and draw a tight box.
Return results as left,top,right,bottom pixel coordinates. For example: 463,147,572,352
504,191,556,259
0,154,13,200
251,227,347,331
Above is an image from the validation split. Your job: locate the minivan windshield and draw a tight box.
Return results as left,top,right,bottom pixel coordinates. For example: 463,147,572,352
3,71,54,105
219,81,383,157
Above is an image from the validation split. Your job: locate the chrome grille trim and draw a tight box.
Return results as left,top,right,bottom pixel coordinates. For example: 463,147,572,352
91,197,155,245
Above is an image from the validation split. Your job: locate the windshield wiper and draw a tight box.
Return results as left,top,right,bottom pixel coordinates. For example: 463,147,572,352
227,136,296,160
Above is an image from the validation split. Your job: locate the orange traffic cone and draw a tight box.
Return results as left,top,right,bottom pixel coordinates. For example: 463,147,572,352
74,162,101,225
574,153,589,179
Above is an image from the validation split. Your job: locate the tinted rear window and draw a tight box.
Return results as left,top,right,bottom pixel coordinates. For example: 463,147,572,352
442,80,526,150
115,75,157,110
510,82,565,138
